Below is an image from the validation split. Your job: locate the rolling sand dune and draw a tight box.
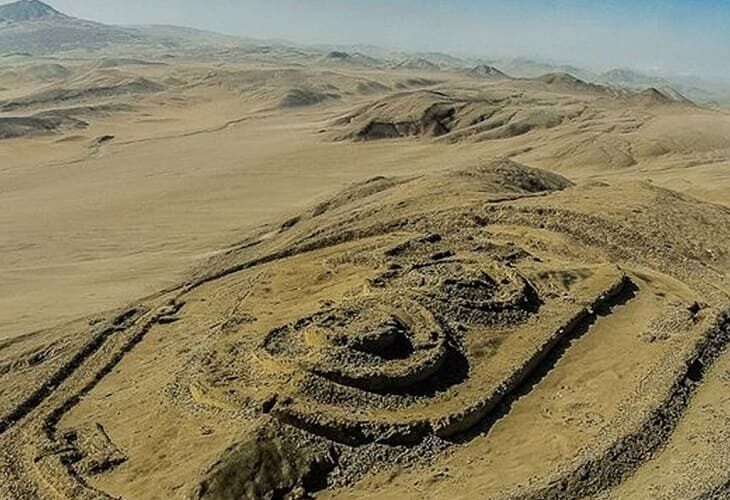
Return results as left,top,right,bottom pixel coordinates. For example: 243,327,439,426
1,1,730,498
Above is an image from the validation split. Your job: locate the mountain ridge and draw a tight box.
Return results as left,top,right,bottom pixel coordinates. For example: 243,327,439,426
0,0,726,106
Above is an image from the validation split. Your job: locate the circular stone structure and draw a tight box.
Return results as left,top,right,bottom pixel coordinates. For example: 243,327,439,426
396,259,540,325
263,297,450,394
249,253,554,445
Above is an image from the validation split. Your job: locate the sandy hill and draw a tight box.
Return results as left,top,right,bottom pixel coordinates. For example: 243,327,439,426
1,156,728,499
329,83,618,144
491,57,596,80
328,88,575,142
325,79,716,176
535,72,616,95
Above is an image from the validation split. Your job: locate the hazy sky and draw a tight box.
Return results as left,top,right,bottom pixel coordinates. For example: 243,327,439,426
47,0,730,78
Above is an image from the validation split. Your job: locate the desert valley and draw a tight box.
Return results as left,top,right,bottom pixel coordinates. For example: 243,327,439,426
0,1,729,499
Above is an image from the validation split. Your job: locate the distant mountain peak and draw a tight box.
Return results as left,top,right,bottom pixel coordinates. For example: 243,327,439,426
326,51,350,60
538,72,585,85
395,57,440,71
637,86,694,106
0,0,66,23
319,50,381,68
467,64,509,80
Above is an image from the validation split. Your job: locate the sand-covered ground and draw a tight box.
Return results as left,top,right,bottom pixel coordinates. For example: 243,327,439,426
2,59,728,340
1,53,730,499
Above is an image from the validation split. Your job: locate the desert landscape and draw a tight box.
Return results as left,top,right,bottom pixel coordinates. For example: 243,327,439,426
1,1,729,499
